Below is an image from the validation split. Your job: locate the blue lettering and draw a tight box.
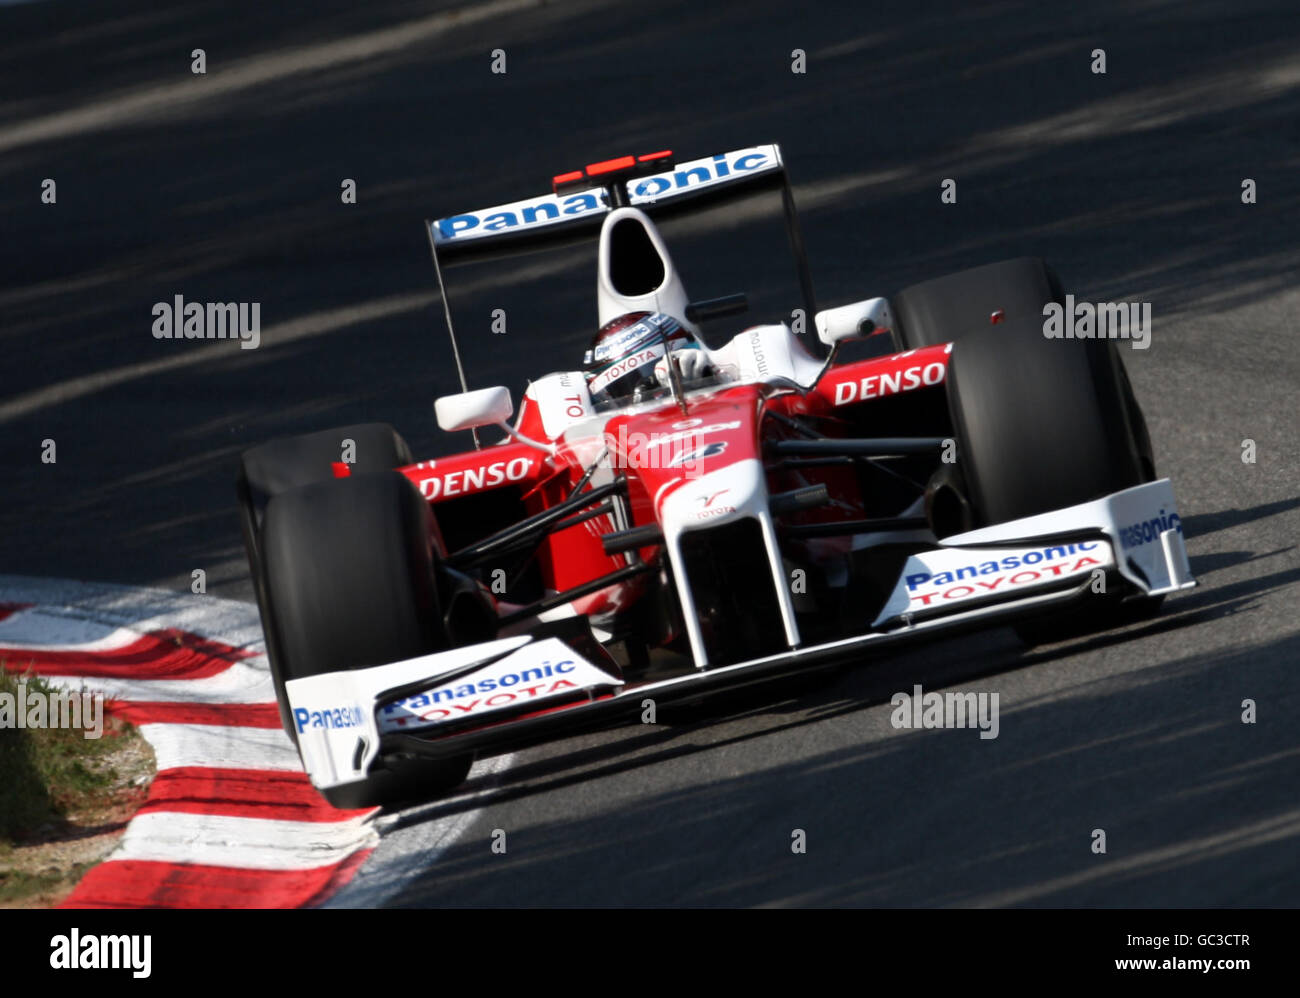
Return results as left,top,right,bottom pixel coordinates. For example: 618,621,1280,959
295,705,363,731
482,212,517,231
733,153,767,171
1116,510,1181,550
674,166,711,187
438,214,478,239
635,177,671,198
563,193,600,214
521,202,559,224
385,661,603,714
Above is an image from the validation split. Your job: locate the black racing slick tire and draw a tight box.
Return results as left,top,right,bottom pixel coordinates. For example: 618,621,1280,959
947,316,1144,525
892,257,1156,479
236,423,414,734
893,257,1064,350
238,422,413,535
259,471,471,808
262,472,448,679
945,315,1162,642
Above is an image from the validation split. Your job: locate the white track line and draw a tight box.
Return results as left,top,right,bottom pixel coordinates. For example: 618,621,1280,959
26,666,275,705
114,811,379,871
139,722,303,772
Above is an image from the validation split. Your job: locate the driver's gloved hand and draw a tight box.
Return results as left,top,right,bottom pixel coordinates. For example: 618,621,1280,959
654,348,712,385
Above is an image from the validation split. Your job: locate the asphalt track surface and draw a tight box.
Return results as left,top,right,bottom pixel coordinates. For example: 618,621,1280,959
2,0,1298,906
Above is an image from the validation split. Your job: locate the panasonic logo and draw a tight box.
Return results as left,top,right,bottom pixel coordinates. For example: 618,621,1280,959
384,661,577,713
293,704,365,734
438,192,604,240
630,152,771,200
903,544,1105,608
436,149,775,241
906,543,1099,592
1118,509,1182,549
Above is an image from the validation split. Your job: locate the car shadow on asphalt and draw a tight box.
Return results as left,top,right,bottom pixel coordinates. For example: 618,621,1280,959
383,547,1300,845
387,621,1300,906
1181,496,1300,539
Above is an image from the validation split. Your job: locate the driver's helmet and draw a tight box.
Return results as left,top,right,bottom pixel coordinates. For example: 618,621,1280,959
583,311,700,404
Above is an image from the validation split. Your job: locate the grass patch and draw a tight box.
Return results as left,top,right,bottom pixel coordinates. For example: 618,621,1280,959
0,669,132,844
0,862,96,905
0,666,153,905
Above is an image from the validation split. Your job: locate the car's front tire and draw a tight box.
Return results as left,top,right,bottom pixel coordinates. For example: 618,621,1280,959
892,257,1156,481
893,257,1064,350
236,423,416,734
260,471,473,808
236,425,474,808
944,315,1163,643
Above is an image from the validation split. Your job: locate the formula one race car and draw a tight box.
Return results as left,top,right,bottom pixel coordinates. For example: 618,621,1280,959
236,144,1195,808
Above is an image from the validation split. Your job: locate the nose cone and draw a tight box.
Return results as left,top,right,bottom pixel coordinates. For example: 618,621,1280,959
597,208,697,334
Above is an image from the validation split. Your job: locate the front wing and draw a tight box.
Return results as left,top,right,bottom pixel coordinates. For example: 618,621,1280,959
286,479,1194,798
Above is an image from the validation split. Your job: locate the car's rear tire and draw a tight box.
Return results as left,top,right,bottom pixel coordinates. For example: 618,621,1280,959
260,471,473,808
893,257,1064,350
945,315,1162,642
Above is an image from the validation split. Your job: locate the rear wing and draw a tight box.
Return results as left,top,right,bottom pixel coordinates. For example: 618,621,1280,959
424,144,818,399
430,144,788,258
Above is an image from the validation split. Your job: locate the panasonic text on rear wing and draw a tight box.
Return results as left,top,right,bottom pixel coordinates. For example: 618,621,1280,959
429,144,785,255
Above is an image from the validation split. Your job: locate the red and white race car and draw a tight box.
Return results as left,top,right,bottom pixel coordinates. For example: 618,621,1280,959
236,145,1195,808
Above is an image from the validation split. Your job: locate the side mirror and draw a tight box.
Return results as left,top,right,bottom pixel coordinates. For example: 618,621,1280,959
815,297,894,347
435,386,513,433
